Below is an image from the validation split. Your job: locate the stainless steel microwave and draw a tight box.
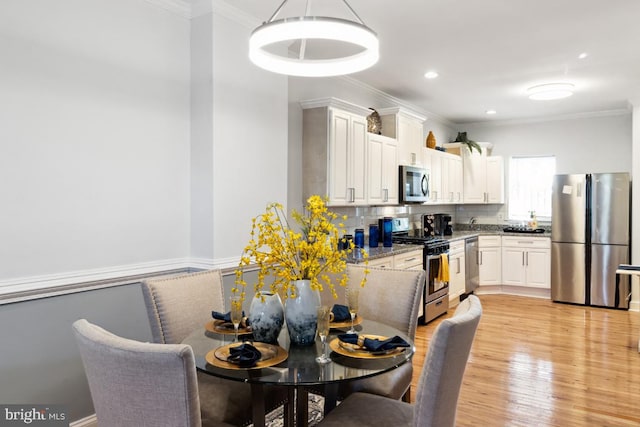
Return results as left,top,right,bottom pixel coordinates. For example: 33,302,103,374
399,165,429,203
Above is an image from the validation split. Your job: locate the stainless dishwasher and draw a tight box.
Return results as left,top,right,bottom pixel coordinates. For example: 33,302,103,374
465,236,479,295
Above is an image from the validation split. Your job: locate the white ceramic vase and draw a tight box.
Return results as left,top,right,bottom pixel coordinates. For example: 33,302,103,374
285,279,321,346
248,292,284,344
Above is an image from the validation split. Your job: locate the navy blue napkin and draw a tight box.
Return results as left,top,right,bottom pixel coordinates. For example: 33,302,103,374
338,333,410,352
227,343,261,368
331,304,351,322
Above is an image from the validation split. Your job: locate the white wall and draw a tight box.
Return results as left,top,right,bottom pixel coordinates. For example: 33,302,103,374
210,9,288,263
463,113,632,173
0,0,191,288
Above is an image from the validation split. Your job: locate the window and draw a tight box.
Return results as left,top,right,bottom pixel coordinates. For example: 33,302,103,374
508,156,556,221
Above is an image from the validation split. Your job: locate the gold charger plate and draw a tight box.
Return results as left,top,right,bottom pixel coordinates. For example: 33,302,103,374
205,319,252,336
329,334,406,359
205,342,288,370
330,315,362,329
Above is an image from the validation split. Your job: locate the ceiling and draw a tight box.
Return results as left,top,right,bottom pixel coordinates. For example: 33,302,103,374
207,0,640,124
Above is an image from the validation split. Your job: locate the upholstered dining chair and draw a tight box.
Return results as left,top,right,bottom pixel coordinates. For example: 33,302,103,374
316,294,483,427
141,270,288,426
340,265,426,401
315,265,425,402
72,319,234,427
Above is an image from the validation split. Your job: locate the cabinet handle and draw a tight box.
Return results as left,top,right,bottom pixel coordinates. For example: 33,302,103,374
349,188,355,203
383,188,388,202
404,257,418,263
526,252,529,266
449,191,454,202
457,258,461,274
522,252,525,266
479,251,483,265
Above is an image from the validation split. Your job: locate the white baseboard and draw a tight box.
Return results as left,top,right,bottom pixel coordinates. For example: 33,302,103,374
70,414,97,427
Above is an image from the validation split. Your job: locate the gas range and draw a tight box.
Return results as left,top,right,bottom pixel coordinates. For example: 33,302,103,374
390,218,450,254
392,232,449,253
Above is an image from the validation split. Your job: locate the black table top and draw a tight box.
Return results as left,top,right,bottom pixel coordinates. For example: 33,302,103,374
182,319,414,386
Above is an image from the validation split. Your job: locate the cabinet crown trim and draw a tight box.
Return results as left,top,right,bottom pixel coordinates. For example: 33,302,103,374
377,106,426,123
300,98,371,117
443,142,494,150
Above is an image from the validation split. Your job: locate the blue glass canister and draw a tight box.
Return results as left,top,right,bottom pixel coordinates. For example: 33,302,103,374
383,217,393,247
354,229,365,248
368,224,379,248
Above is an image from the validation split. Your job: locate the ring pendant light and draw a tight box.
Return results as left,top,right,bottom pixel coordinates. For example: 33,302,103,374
249,0,379,77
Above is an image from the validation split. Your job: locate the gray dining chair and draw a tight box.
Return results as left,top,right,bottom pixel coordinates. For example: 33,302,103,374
337,265,426,402
141,270,288,426
316,294,482,427
72,319,234,427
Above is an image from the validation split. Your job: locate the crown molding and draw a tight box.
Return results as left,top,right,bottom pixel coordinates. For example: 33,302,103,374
299,97,372,117
459,108,632,128
337,75,456,128
190,0,260,27
143,0,191,18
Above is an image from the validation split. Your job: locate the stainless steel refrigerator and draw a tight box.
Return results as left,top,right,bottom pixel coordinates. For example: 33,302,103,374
551,173,631,308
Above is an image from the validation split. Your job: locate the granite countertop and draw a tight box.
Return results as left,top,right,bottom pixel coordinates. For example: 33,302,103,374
346,244,423,263
448,224,552,240
346,225,552,264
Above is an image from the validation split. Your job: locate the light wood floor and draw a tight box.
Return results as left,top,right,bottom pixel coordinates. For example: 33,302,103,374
410,294,640,427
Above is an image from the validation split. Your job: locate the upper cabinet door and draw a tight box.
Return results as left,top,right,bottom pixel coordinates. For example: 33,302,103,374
350,116,368,205
486,156,504,203
462,150,487,203
329,110,352,204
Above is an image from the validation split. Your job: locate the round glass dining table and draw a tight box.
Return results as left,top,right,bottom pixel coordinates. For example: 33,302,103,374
182,318,414,427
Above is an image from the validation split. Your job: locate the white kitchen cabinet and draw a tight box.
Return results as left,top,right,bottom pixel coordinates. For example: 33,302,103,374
302,99,370,206
444,143,504,204
394,249,424,270
378,107,426,167
501,236,550,288
423,148,441,203
444,154,463,203
462,150,504,204
486,156,505,204
366,248,424,271
367,133,398,205
422,149,461,204
449,240,466,302
479,235,501,286
366,255,394,269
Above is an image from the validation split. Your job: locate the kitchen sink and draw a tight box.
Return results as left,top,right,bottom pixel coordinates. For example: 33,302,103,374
503,226,545,234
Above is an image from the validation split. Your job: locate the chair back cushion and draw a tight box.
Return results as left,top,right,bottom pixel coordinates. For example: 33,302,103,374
142,270,225,344
72,319,202,427
348,265,425,339
413,295,482,427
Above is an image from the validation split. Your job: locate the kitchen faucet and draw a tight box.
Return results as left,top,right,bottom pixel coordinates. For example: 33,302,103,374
469,217,477,225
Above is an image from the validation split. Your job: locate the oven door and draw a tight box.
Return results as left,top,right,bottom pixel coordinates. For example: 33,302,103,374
426,252,449,296
422,251,450,324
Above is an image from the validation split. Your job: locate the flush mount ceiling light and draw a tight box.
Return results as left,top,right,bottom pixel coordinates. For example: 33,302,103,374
527,83,575,100
249,0,379,77
424,71,439,79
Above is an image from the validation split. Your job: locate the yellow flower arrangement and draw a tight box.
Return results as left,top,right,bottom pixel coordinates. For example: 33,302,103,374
234,195,368,303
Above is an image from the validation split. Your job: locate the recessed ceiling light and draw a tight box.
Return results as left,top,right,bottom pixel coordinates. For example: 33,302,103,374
424,71,439,79
527,83,575,100
485,109,497,115
578,52,588,59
